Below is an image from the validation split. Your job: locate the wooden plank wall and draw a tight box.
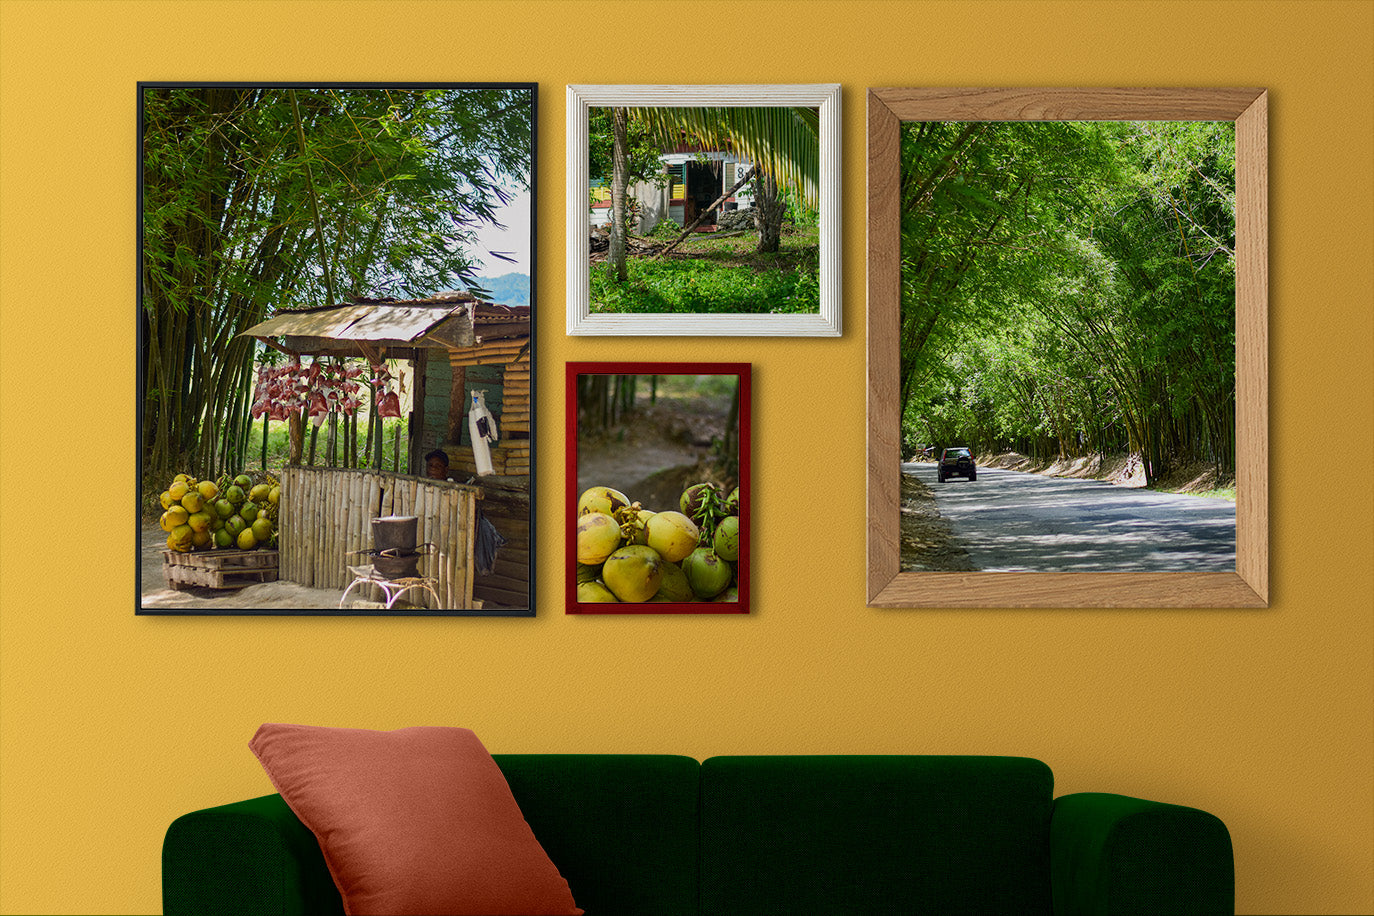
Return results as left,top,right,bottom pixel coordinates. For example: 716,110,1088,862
279,467,480,609
471,478,530,609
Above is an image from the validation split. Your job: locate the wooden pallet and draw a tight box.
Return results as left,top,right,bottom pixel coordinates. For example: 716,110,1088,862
163,548,279,590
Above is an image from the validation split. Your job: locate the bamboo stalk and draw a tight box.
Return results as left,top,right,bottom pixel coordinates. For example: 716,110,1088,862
278,469,288,584
313,468,325,588
461,490,470,608
303,468,315,587
350,470,363,572
330,469,343,589
300,468,309,585
338,469,351,588
415,483,428,566
279,468,289,584
365,471,380,551
318,468,330,588
298,468,308,587
447,490,457,609
296,468,307,587
322,468,334,589
437,488,451,608
450,491,461,612
337,470,349,583
458,491,471,608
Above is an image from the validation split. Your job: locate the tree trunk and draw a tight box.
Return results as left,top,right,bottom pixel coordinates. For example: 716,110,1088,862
753,170,784,253
609,107,630,283
288,411,305,466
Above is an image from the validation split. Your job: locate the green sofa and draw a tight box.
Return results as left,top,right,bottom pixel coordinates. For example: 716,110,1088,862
163,755,1233,915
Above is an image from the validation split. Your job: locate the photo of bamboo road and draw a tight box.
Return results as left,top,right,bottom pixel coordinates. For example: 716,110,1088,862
895,119,1240,573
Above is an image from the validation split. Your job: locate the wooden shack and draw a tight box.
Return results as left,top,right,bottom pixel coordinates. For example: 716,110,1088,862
241,291,533,610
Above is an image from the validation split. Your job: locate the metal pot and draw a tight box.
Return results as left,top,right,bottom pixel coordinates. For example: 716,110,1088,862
373,550,421,579
371,515,418,552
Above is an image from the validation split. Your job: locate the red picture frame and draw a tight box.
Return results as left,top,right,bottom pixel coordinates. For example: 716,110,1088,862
567,362,750,614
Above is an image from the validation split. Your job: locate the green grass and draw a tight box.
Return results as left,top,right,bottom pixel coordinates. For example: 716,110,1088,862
591,226,819,315
237,417,410,474
1176,485,1237,502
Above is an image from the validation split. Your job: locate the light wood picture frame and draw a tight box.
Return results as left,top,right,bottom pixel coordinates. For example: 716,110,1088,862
866,88,1268,608
566,83,842,337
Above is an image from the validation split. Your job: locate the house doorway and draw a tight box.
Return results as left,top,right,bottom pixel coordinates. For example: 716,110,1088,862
685,160,721,227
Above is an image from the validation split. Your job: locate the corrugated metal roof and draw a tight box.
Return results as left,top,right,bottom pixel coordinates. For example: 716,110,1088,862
241,304,377,339
334,304,464,342
242,303,464,342
240,294,529,350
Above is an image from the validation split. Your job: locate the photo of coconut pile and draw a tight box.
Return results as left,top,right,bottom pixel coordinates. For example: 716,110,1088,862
571,369,747,610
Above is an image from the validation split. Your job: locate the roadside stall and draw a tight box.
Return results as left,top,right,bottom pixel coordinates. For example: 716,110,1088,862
240,291,532,610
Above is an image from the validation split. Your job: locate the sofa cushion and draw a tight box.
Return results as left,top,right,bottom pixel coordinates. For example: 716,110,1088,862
493,755,701,916
699,755,1054,916
249,724,582,916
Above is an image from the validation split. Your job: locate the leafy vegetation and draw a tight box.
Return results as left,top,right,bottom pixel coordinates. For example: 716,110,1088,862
899,121,1237,486
590,226,818,315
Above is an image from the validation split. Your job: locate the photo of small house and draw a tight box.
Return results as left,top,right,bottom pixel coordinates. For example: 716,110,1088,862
587,105,821,316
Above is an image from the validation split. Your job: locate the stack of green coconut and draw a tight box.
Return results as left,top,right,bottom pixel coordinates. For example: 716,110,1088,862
158,472,280,553
575,483,742,603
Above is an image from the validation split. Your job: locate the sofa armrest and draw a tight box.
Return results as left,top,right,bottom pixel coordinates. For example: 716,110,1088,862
163,793,343,916
1051,792,1234,916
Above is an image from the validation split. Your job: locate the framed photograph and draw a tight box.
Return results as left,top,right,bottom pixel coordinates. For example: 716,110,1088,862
567,363,750,613
867,88,1268,607
566,84,841,337
138,82,538,616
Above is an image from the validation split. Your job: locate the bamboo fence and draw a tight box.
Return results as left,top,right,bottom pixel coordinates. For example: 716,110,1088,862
278,466,480,609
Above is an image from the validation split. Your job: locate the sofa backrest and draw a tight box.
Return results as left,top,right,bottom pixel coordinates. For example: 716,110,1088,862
494,754,701,916
698,755,1055,916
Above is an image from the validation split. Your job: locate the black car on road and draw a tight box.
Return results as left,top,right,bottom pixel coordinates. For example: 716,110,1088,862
938,448,977,482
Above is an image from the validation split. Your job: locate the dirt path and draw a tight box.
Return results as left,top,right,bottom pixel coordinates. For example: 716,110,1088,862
899,466,977,572
140,522,345,611
575,400,727,512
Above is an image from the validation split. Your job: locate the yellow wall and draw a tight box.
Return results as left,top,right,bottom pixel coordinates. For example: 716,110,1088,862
1,1,1371,913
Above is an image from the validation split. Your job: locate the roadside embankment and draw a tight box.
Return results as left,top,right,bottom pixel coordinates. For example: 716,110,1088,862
898,470,977,572
974,451,1236,498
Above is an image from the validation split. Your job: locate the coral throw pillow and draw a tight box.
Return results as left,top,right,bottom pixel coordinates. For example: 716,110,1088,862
249,724,583,916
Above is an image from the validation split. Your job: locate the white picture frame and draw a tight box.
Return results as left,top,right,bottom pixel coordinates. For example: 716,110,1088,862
566,83,842,337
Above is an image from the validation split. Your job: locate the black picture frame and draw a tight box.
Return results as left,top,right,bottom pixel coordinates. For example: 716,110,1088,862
137,82,538,616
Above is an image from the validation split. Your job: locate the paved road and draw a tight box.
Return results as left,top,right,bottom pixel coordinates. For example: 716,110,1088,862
903,462,1236,572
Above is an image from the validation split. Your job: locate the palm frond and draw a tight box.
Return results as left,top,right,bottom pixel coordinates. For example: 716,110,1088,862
628,106,820,209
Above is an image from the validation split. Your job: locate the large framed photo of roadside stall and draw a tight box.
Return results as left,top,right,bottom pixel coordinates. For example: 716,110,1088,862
568,363,750,613
138,82,537,615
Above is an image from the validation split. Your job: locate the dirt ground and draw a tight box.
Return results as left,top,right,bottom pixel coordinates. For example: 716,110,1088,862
140,522,346,610
976,450,1236,494
899,468,978,572
577,399,732,512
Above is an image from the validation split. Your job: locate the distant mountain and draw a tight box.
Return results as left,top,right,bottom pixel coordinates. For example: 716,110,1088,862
466,272,530,307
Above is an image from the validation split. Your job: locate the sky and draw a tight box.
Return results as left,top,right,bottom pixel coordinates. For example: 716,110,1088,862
470,185,531,276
